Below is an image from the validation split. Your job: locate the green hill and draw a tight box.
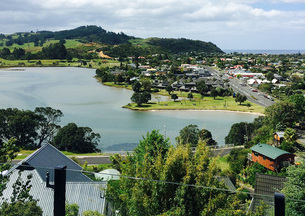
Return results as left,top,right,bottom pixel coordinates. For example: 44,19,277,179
0,25,224,60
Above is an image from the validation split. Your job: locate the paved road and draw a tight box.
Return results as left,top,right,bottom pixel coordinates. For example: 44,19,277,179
206,67,275,108
12,146,244,165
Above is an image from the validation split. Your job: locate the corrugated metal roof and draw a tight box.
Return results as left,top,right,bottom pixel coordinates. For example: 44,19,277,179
1,169,106,216
250,143,291,160
9,144,91,182
251,173,287,213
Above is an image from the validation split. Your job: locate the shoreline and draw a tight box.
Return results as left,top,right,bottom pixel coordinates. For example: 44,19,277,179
124,107,264,116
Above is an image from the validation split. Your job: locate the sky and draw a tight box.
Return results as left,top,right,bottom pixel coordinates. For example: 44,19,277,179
1,0,305,50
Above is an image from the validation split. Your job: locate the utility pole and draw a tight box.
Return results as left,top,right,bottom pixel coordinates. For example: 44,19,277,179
274,192,285,216
54,165,67,216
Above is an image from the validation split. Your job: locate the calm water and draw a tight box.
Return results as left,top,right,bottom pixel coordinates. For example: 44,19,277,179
0,67,258,150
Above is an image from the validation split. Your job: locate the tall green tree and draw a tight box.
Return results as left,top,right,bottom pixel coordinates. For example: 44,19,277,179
265,101,297,129
165,85,173,95
235,93,247,105
210,88,218,99
282,163,305,215
196,80,207,98
52,123,101,153
187,92,193,101
171,93,178,102
225,122,254,146
0,108,40,149
132,81,141,92
34,107,63,147
176,124,199,147
107,130,238,216
198,128,217,146
288,94,305,121
131,92,146,106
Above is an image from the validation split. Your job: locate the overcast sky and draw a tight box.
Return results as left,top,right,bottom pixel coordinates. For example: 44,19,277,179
1,0,305,50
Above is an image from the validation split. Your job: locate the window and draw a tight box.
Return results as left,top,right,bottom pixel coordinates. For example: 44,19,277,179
254,152,258,157
263,156,266,160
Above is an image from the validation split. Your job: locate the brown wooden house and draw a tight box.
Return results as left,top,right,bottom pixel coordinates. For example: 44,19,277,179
250,143,294,171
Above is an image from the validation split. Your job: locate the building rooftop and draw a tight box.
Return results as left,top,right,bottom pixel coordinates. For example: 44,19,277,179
250,143,292,160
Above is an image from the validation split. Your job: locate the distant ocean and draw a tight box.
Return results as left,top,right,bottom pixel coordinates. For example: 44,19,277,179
223,50,305,55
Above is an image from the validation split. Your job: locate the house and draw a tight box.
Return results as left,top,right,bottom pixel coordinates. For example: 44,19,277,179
274,131,285,146
250,143,294,171
248,173,287,214
1,144,109,216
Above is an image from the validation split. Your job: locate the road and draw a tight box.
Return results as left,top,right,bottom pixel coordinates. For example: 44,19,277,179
205,67,276,108
12,146,244,166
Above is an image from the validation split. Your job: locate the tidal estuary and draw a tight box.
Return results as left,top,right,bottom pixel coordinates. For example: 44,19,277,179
0,67,258,150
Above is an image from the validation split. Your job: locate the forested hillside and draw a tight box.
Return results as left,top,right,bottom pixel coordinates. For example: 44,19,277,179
147,38,224,54
0,25,224,60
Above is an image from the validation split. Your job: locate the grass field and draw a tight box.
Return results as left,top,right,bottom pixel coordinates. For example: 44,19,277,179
0,58,120,69
124,94,265,114
15,149,104,160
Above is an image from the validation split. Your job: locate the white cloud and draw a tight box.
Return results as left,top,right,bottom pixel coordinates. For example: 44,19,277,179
0,0,304,49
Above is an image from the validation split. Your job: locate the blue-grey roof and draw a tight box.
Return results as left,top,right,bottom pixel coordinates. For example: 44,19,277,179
11,144,91,182
250,143,292,160
2,169,106,216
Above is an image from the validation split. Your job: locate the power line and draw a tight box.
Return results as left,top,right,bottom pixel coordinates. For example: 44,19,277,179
2,162,305,204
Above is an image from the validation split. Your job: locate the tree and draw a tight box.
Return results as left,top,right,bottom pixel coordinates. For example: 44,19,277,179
198,129,217,146
52,123,101,153
131,92,145,106
196,80,207,98
132,81,141,92
288,94,305,121
235,93,247,105
115,74,124,84
265,101,297,129
246,102,252,110
283,128,297,144
106,130,236,216
282,163,305,215
227,148,250,174
165,85,173,95
210,88,218,99
176,124,199,147
187,92,193,101
34,107,63,147
0,108,40,149
225,122,253,146
171,93,178,102
142,91,151,104
141,79,151,92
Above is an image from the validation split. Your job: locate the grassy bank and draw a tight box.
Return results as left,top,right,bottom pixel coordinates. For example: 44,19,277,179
15,149,104,160
0,58,120,69
124,96,265,114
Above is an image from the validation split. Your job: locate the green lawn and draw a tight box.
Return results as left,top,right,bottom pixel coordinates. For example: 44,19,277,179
15,149,104,160
124,95,265,114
